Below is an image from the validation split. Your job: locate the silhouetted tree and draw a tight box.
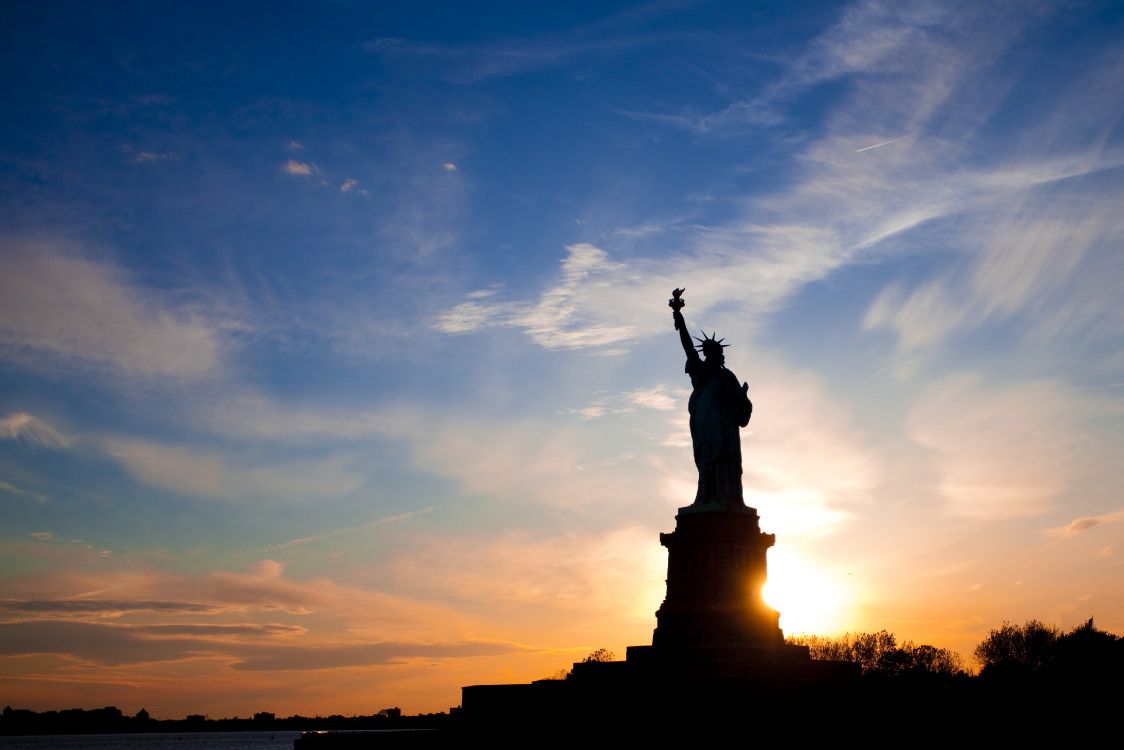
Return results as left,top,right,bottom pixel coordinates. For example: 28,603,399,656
789,633,852,662
904,643,963,678
974,619,1059,679
849,631,901,677
581,648,615,663
789,631,963,681
539,648,616,681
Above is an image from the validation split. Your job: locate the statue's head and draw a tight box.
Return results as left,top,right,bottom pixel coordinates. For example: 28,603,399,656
695,332,728,365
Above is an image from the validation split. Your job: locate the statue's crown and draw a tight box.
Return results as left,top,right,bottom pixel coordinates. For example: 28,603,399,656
693,331,729,354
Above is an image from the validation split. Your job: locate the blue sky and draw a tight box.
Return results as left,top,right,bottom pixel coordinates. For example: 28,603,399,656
2,0,1124,716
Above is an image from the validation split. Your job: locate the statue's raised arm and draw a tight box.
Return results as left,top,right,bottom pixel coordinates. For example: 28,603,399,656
668,288,752,511
669,288,697,362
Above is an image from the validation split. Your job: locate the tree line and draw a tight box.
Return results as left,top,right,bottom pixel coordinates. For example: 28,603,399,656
788,617,1123,686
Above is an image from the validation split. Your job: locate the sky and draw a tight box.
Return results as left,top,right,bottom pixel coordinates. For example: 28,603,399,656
2,0,1123,718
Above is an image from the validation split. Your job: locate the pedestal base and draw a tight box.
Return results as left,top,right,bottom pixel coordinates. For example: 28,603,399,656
653,505,782,649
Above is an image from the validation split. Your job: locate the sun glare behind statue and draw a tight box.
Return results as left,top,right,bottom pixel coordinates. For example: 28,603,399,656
762,545,851,636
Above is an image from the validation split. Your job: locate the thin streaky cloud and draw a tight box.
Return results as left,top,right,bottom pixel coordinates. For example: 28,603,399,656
0,412,70,449
855,136,907,152
1044,509,1124,540
0,599,220,614
264,507,435,552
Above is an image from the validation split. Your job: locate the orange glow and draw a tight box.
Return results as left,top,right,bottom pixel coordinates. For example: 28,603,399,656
762,546,852,636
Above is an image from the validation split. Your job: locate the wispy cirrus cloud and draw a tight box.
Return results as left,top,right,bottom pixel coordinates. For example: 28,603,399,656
264,507,433,552
98,436,364,504
0,599,220,615
865,180,1124,363
1044,508,1124,541
365,7,662,86
0,480,47,503
604,2,1123,380
437,228,844,351
232,639,521,671
0,412,70,448
442,52,1124,360
854,31,1124,365
189,391,404,442
0,240,223,379
0,618,518,670
567,384,686,420
620,1,1007,136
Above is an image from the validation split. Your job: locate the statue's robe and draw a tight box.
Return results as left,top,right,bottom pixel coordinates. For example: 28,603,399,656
686,355,752,508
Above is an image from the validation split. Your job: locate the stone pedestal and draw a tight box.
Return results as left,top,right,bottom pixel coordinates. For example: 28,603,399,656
652,505,783,650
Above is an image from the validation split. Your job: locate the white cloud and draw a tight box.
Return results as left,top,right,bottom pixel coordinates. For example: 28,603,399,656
575,404,604,420
908,375,1090,519
192,392,403,442
568,385,686,419
0,241,222,378
283,160,314,176
99,436,363,503
0,412,70,448
625,385,680,411
340,178,359,192
437,230,844,351
442,162,457,172
435,243,637,347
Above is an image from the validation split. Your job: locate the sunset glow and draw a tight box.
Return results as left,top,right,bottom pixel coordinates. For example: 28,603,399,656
763,546,853,636
3,0,1124,718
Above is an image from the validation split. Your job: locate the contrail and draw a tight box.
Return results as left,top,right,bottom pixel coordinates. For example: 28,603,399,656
856,136,907,153
263,506,435,552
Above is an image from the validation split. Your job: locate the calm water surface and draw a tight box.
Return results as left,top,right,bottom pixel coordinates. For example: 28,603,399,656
0,732,301,750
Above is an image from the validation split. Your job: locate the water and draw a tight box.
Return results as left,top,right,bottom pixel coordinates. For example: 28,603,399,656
0,732,302,750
